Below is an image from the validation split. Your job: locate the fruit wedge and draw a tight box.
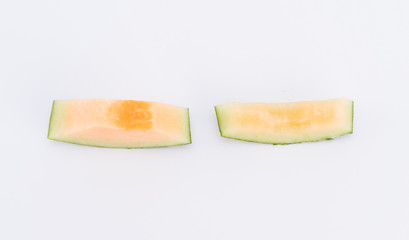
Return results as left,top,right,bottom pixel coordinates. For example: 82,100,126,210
215,97,353,144
48,99,191,148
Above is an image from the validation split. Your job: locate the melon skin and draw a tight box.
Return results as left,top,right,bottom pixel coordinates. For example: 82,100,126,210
215,98,353,145
48,99,191,148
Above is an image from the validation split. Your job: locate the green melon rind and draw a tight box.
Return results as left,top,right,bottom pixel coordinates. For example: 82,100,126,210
214,101,354,145
186,108,192,144
48,138,191,149
214,106,224,137
47,103,192,149
47,100,56,140
350,101,354,134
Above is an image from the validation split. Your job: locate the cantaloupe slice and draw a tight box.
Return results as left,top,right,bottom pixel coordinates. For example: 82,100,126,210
48,99,191,148
215,97,353,144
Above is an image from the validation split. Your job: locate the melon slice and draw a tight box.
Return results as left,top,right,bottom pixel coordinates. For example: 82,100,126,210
48,99,191,148
215,97,353,144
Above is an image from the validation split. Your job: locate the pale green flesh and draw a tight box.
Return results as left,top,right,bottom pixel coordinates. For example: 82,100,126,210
215,98,354,145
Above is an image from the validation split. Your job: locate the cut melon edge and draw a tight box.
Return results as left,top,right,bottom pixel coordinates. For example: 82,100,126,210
47,137,192,149
47,101,192,148
214,99,354,145
47,100,56,140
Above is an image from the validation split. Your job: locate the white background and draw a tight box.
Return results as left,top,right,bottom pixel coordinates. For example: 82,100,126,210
1,0,408,239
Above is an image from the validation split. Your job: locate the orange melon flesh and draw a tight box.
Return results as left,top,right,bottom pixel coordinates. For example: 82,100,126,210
48,99,191,148
215,97,353,144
